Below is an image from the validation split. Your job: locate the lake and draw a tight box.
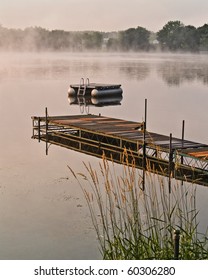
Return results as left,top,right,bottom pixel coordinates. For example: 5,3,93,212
0,51,208,259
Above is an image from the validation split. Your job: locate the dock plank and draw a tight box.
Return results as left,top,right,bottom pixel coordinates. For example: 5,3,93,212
46,114,208,152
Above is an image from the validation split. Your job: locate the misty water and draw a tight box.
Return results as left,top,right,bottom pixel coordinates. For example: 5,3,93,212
1,52,208,260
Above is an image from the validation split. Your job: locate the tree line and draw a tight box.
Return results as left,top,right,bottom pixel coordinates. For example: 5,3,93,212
0,21,208,52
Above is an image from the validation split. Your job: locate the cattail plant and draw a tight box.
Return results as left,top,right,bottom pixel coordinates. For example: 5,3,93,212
68,152,208,259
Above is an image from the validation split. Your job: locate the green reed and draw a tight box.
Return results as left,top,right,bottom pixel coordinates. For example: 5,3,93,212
68,153,208,260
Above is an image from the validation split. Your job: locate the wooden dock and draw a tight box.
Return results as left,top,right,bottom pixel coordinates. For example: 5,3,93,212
31,113,208,187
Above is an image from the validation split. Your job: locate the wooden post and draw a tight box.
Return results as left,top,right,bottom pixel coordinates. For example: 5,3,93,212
45,107,48,131
144,98,147,131
174,230,180,260
45,107,48,155
168,133,173,193
142,99,147,191
181,120,185,165
79,129,82,150
38,117,41,142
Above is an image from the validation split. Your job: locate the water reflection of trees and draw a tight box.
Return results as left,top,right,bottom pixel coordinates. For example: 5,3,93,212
157,62,208,86
118,59,208,86
0,59,102,80
119,62,150,81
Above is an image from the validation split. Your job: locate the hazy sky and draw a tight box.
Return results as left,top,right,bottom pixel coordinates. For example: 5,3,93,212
0,0,207,32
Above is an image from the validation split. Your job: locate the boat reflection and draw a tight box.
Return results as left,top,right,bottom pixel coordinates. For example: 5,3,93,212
68,94,123,113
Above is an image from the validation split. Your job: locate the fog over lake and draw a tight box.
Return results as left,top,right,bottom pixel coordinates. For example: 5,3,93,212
0,51,208,259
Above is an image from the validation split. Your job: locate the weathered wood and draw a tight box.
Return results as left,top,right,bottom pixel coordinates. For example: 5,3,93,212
31,114,208,187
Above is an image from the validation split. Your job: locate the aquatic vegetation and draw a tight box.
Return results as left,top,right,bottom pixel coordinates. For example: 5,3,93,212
68,153,208,260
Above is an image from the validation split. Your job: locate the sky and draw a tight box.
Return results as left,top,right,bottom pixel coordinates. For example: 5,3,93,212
0,0,207,32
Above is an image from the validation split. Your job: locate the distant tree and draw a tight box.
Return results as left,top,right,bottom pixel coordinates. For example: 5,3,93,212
104,32,120,51
120,26,150,51
82,31,103,50
91,32,103,49
106,37,119,51
70,32,83,51
181,25,200,51
157,21,185,50
23,27,50,50
0,25,14,49
0,23,207,52
48,30,71,50
198,24,208,51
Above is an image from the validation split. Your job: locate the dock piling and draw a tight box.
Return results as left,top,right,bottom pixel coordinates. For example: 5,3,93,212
181,120,185,165
168,133,173,193
38,117,41,142
174,230,180,260
45,107,48,155
142,99,147,191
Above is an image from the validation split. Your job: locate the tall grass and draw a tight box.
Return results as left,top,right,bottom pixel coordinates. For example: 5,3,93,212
68,153,208,259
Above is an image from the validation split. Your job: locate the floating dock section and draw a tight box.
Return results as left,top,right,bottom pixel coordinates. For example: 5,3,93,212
32,114,208,187
68,80,123,97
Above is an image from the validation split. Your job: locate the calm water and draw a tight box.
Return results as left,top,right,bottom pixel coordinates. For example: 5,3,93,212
0,52,208,259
